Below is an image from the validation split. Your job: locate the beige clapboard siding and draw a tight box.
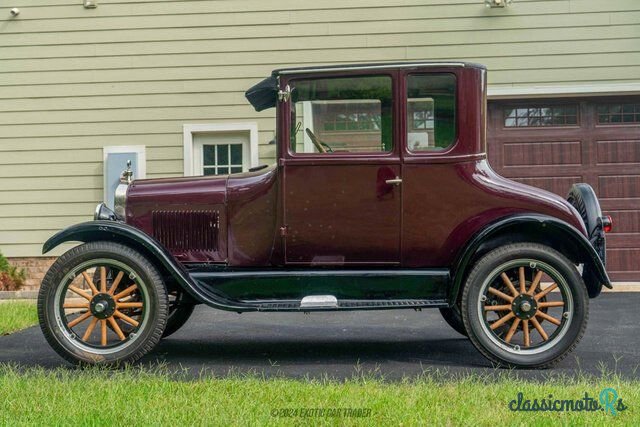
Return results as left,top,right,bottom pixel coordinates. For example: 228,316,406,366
0,189,103,205
0,146,181,165
0,230,72,244
3,27,640,61
0,176,102,191
4,16,639,46
0,160,183,178
2,216,91,231
4,0,639,27
0,117,276,139
3,42,640,75
4,10,639,42
0,93,247,112
0,202,99,218
0,105,270,126
1,1,639,257
2,244,77,258
2,38,640,84
0,1,577,22
0,131,275,151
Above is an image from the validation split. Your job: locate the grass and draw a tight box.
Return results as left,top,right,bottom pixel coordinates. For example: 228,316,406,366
0,365,637,426
0,302,637,425
0,301,38,335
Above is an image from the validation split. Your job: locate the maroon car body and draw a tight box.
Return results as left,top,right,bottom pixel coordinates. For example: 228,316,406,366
126,64,585,268
41,62,612,367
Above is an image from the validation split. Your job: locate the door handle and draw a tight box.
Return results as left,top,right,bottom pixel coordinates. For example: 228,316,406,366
385,177,402,186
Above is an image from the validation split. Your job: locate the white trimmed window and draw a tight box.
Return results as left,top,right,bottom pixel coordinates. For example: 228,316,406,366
183,123,259,176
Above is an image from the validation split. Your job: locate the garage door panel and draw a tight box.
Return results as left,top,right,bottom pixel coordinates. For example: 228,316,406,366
596,139,640,164
606,234,640,249
489,97,640,281
503,141,582,166
603,210,640,234
598,175,640,199
600,199,640,211
512,176,583,197
606,248,640,276
500,167,585,177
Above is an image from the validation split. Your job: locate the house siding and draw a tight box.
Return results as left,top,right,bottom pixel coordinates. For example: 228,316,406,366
1,0,639,257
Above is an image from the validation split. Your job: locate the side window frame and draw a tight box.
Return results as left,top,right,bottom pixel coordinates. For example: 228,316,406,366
403,72,458,155
281,71,400,160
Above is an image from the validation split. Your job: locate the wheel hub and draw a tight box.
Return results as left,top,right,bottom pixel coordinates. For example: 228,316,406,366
90,293,116,319
512,293,537,320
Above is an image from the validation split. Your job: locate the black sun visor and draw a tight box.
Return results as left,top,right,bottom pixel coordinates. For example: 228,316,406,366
245,75,278,112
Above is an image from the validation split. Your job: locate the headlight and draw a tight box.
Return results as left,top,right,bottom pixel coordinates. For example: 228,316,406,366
94,203,117,221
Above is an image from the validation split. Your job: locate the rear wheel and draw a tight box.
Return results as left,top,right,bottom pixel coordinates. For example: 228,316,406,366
38,241,168,365
162,289,196,338
461,243,588,368
439,306,467,337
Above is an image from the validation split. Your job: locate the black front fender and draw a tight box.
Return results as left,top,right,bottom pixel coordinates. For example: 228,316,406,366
449,214,612,304
43,221,258,312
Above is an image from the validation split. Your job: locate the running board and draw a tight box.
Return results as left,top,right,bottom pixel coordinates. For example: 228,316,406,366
251,298,448,312
189,268,451,311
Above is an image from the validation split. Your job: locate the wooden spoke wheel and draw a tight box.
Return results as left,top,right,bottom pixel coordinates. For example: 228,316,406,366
57,260,147,350
38,241,168,365
481,264,570,350
461,243,588,369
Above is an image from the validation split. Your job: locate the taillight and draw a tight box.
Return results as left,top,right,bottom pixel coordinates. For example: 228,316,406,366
601,215,613,233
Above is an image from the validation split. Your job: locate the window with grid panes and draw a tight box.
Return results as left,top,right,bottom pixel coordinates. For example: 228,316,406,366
504,106,578,127
202,143,243,176
597,103,640,124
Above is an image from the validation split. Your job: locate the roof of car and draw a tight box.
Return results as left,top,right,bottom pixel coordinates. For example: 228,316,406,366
272,61,486,76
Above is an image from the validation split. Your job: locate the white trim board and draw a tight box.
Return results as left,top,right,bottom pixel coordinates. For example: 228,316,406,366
183,123,259,176
488,83,640,99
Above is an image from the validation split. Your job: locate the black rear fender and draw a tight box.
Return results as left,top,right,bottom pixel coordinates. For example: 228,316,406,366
449,214,611,304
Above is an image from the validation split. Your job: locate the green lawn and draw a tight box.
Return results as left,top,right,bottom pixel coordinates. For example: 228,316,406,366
0,365,637,426
0,302,637,425
0,301,38,335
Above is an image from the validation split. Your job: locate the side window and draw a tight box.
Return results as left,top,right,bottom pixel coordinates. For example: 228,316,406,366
407,74,456,151
290,75,393,154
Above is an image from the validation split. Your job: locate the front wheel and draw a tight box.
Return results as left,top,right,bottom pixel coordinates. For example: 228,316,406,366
461,243,588,369
38,241,168,365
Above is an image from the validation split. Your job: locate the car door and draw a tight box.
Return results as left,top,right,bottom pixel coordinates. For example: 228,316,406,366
281,72,402,265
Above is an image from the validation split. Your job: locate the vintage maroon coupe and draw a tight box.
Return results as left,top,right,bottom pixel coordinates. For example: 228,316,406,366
38,62,612,368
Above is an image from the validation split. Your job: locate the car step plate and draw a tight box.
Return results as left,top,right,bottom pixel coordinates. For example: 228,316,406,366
300,295,338,308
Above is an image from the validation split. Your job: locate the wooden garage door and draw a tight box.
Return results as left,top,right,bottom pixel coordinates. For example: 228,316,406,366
488,97,640,282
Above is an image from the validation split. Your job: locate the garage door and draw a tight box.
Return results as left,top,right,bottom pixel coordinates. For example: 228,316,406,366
488,97,640,282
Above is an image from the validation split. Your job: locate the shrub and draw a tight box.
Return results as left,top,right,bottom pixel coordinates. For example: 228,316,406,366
0,250,27,292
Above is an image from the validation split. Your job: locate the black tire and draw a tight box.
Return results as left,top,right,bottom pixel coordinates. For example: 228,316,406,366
461,243,588,369
162,289,196,338
38,241,168,365
439,306,468,337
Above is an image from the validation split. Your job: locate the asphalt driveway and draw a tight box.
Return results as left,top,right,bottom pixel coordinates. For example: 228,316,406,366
1,293,638,380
